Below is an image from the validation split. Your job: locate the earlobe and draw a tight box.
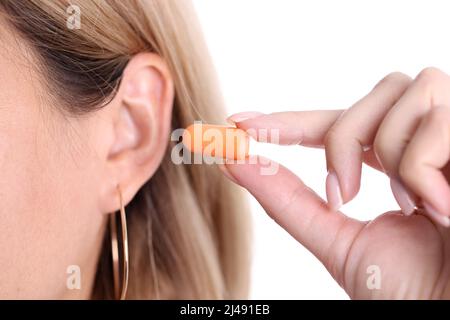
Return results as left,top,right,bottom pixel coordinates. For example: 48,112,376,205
100,53,174,213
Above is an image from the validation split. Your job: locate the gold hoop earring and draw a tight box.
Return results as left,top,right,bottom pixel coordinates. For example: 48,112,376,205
110,185,129,300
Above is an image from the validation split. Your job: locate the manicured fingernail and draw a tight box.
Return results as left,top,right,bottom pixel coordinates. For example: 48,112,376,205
423,202,450,228
218,164,239,184
227,111,264,125
326,171,343,211
390,178,416,216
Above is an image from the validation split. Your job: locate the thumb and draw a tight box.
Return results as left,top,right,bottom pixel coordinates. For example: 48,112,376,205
222,156,364,285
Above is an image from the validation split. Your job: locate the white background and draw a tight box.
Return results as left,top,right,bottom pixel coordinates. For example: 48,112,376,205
192,0,450,299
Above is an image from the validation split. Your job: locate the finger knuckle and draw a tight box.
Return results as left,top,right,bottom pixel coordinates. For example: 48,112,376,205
416,67,444,86
374,71,411,89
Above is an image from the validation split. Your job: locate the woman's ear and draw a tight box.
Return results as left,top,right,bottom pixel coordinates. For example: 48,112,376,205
99,53,174,213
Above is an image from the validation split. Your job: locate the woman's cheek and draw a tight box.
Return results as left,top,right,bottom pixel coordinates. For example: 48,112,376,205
0,114,53,296
0,104,95,297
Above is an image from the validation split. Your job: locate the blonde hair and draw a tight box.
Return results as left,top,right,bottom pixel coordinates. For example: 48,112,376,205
0,0,251,299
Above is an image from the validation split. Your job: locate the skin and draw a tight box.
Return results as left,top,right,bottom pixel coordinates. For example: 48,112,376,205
3,13,449,299
0,21,174,298
224,67,450,299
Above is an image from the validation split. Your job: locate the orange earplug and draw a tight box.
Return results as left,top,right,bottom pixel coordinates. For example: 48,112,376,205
182,123,249,160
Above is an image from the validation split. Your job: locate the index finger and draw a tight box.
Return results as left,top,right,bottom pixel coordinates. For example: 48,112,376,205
230,110,342,146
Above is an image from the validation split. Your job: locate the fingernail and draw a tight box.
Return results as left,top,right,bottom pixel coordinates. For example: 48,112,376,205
390,178,416,216
218,164,239,184
423,201,450,228
226,111,264,125
326,171,343,211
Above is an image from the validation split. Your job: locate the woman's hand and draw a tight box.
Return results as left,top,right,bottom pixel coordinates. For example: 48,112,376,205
221,67,450,299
